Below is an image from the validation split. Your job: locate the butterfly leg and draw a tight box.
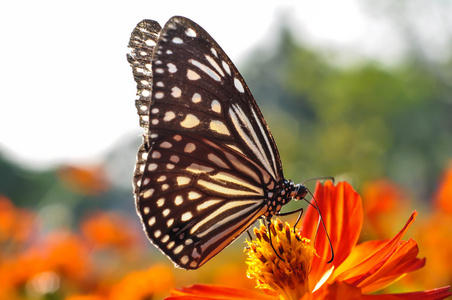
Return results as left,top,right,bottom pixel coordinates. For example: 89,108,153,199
246,229,253,241
265,218,285,261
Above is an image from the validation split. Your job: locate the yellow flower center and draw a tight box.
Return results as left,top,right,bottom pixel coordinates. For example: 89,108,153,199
245,218,316,300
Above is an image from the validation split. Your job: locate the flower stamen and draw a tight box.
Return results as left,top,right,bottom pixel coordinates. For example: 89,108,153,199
245,218,317,300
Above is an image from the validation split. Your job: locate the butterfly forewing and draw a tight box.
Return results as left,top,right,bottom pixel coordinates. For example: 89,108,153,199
146,17,282,180
128,16,286,269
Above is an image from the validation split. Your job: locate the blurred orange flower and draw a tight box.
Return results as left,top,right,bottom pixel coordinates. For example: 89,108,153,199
166,182,451,300
0,195,35,244
433,161,452,214
109,264,174,300
65,296,105,300
18,231,92,287
58,164,110,196
81,211,139,251
401,162,452,290
361,179,409,239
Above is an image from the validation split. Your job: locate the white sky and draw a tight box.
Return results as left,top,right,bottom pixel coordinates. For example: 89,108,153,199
0,0,448,169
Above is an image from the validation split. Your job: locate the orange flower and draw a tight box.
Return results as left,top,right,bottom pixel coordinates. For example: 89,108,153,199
433,160,452,214
81,211,139,251
166,181,451,300
109,264,174,300
0,195,35,244
401,162,452,290
361,179,409,239
58,164,110,196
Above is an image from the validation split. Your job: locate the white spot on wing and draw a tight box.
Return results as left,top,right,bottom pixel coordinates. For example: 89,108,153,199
172,37,183,44
184,143,196,153
185,28,196,37
174,195,183,205
211,48,218,57
209,120,230,136
211,100,221,113
192,93,202,103
180,255,189,265
160,141,172,148
157,198,165,207
170,155,180,163
177,176,191,185
174,244,184,254
171,86,182,98
148,163,157,171
164,111,176,122
161,235,170,243
145,39,156,46
143,188,154,198
187,69,201,80
180,114,200,128
222,61,231,75
188,191,202,200
167,63,177,73
234,78,245,93
181,212,193,221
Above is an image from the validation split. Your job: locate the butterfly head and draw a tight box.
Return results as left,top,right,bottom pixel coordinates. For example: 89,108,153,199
290,184,308,201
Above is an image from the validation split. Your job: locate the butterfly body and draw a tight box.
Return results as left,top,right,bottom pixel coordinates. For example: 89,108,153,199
127,16,306,269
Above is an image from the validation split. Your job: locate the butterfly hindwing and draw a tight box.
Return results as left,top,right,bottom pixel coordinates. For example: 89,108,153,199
137,133,271,269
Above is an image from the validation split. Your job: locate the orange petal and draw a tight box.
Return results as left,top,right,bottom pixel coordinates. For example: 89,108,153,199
433,161,452,214
167,284,275,299
361,286,451,300
334,211,423,292
313,281,363,300
300,181,363,288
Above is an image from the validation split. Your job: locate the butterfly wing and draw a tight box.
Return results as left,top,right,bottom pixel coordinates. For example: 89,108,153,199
128,16,283,269
137,133,271,269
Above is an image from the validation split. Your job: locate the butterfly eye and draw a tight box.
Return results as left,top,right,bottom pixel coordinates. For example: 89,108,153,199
128,16,307,270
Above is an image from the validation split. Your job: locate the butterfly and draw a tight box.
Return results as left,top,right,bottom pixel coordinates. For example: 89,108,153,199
127,16,310,270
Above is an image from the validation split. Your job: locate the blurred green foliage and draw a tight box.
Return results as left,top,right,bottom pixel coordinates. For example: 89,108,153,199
243,28,452,199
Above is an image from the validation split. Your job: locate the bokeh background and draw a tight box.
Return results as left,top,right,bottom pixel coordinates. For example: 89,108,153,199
1,0,451,299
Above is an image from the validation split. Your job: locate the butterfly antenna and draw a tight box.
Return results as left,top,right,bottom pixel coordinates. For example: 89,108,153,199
301,176,335,185
305,189,334,264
